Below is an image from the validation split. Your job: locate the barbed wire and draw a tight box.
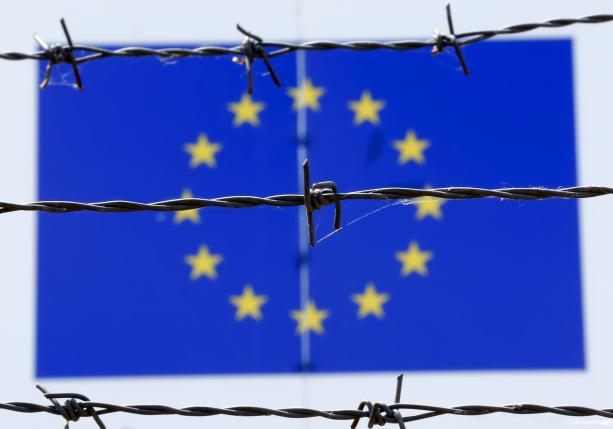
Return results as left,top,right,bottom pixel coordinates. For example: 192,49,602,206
5,5,613,92
3,8,609,429
2,160,611,245
4,376,613,429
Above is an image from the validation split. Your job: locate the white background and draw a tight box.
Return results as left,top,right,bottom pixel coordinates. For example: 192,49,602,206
1,0,613,428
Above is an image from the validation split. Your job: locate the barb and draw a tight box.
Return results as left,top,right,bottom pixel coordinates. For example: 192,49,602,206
4,6,613,91
4,382,613,427
432,4,469,76
234,24,281,94
2,159,612,244
33,18,83,90
303,160,342,246
35,384,106,429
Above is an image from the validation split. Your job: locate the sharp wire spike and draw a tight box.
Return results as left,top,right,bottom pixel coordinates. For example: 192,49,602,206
446,3,456,34
36,385,70,429
33,34,49,51
302,160,342,247
236,23,262,42
33,32,54,89
395,374,404,403
36,18,83,90
302,159,316,246
446,3,470,76
235,23,280,94
261,51,281,87
40,61,54,89
245,54,254,95
60,18,83,90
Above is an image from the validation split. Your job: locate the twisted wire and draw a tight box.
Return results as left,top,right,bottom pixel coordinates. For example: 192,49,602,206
456,14,613,45
4,7,613,91
2,14,611,63
2,186,611,214
5,367,609,429
5,159,610,246
6,394,613,429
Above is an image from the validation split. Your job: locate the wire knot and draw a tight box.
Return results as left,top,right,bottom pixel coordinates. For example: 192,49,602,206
37,385,106,429
44,44,73,64
351,402,406,429
432,30,457,54
431,4,470,76
309,182,338,210
34,18,83,90
302,160,342,247
234,24,281,94
351,376,406,429
61,398,89,422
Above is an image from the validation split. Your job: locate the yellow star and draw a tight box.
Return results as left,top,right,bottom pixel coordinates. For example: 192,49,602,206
352,283,390,319
415,192,444,221
348,90,385,125
185,245,223,280
184,133,222,168
230,285,268,320
393,130,430,165
174,189,200,224
395,242,433,277
227,93,265,127
290,300,329,335
287,78,325,111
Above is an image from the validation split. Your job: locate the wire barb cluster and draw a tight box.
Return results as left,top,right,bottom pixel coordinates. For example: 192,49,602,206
5,5,613,91
1,159,611,246
234,24,282,94
6,376,613,429
33,18,82,90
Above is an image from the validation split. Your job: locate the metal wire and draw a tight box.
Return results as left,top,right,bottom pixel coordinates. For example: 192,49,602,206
3,185,609,212
7,5,613,92
7,377,613,429
3,160,611,245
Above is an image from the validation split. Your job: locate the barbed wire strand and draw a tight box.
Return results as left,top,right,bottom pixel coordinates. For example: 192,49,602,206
5,5,613,92
2,160,611,246
5,376,613,429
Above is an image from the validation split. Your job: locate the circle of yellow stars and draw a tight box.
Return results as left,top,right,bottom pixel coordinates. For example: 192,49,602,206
173,76,445,334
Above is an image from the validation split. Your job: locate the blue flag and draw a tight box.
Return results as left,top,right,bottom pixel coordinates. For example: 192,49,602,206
37,39,583,377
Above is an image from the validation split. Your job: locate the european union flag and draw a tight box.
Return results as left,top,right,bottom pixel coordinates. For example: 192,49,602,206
37,39,583,376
